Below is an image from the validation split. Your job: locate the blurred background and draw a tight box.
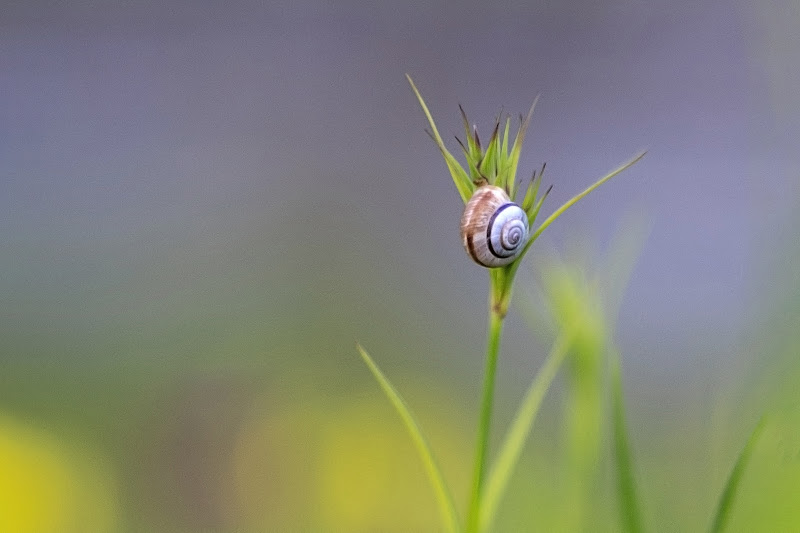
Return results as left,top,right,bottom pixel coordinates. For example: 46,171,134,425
2,0,799,531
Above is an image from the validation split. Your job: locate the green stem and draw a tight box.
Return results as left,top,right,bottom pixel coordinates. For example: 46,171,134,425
480,331,572,533
466,292,506,533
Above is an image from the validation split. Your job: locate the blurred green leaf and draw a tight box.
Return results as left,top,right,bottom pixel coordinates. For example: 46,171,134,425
709,417,767,533
610,346,645,533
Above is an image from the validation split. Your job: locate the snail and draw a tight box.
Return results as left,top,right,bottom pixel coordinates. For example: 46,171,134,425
460,185,529,268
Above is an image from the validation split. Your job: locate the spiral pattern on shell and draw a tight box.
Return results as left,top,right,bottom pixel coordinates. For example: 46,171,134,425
460,185,530,268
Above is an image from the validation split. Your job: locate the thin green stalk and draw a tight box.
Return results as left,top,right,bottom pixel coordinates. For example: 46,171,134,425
480,331,572,533
466,299,505,533
609,345,644,533
708,416,767,533
356,344,461,533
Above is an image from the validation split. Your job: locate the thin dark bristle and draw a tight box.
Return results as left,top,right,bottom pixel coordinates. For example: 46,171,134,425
455,136,469,154
489,121,500,142
459,104,470,134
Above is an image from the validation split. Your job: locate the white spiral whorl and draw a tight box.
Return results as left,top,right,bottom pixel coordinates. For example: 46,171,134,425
460,185,530,268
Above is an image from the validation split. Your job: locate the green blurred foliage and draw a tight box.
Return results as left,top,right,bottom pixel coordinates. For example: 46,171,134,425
3,216,799,532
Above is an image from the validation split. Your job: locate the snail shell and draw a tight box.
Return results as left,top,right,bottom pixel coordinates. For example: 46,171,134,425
460,185,529,268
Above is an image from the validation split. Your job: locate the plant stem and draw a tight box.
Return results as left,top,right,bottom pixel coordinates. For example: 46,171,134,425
479,331,572,533
466,289,506,533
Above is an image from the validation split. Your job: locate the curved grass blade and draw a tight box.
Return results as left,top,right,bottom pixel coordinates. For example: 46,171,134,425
708,416,767,533
609,346,644,533
356,344,461,533
407,74,474,204
506,151,644,285
529,151,647,243
479,332,572,533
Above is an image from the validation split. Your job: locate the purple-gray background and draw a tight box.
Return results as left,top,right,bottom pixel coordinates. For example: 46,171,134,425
2,0,798,383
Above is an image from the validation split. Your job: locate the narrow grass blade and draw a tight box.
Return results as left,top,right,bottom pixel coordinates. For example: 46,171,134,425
501,117,511,158
506,96,539,192
460,104,481,164
455,134,483,181
479,332,572,533
530,151,647,242
609,346,644,533
521,167,541,214
708,416,767,533
499,117,512,190
356,344,461,533
529,184,552,225
480,121,501,185
406,74,474,203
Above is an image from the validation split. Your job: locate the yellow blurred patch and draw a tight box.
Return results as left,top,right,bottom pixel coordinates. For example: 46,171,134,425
0,414,118,533
231,387,470,532
317,401,437,531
